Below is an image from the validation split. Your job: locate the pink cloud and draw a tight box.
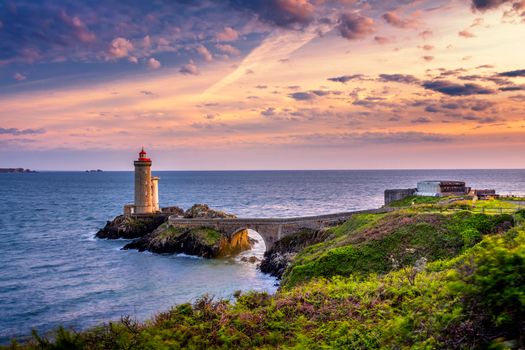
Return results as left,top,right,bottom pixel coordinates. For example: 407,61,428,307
382,11,421,29
180,60,199,75
216,44,240,56
13,72,27,81
196,45,213,61
108,37,134,59
338,13,375,40
147,57,161,70
216,27,239,41
459,29,476,38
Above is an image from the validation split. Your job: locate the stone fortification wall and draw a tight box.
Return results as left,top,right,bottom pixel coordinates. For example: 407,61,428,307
384,188,416,205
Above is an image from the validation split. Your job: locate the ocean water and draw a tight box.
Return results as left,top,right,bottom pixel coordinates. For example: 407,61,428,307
1,169,524,343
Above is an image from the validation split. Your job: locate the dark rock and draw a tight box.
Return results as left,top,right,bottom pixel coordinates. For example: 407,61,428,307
259,228,330,279
184,204,236,219
241,256,260,263
123,223,252,258
95,214,168,239
161,206,185,217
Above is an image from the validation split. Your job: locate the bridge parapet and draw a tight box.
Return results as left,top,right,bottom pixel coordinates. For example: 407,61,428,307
168,208,392,251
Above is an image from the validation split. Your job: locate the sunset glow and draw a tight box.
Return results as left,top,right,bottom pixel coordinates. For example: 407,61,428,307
1,0,524,170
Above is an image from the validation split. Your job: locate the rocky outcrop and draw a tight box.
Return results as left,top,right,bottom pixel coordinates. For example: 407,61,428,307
96,205,252,258
161,206,185,217
123,224,253,258
184,204,237,219
259,228,330,278
95,214,168,239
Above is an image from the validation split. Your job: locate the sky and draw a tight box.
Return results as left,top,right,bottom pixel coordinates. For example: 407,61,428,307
1,0,525,170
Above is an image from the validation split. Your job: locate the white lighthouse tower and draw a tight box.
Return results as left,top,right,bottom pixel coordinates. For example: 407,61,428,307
124,148,160,215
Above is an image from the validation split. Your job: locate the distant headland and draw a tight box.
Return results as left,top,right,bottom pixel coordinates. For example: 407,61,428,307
0,168,36,173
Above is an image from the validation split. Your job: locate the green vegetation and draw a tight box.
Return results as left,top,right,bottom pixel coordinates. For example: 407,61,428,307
5,207,524,349
156,225,221,245
386,195,445,207
194,227,222,245
282,210,513,287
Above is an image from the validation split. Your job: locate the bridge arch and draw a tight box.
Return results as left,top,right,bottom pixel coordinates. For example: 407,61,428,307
230,226,274,252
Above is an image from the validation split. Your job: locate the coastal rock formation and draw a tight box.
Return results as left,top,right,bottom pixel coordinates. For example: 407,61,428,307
95,214,168,239
259,228,330,278
184,204,237,219
123,224,253,258
96,205,250,258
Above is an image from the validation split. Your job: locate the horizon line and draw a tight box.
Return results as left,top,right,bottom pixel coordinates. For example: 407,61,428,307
12,168,525,172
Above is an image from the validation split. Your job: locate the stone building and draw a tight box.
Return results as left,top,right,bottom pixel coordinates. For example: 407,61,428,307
416,181,470,197
123,148,160,215
384,180,479,205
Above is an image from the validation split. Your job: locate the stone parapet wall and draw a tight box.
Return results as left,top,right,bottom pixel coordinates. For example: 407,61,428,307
384,188,417,205
168,208,393,250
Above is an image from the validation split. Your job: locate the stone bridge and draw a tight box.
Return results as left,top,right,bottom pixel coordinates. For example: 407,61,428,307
168,208,392,251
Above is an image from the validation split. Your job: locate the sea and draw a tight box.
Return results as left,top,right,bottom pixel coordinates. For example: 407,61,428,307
1,169,524,344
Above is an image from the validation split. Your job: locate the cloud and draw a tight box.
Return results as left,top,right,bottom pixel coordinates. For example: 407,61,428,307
228,0,315,28
108,37,134,59
289,91,317,101
499,85,525,91
419,30,433,39
420,44,434,51
423,80,495,96
374,36,392,44
422,55,434,61
216,27,239,41
379,74,420,84
216,44,240,56
13,73,27,81
411,116,432,123
180,60,199,75
338,13,375,40
463,115,500,124
471,0,513,11
382,11,420,29
58,10,96,43
0,127,45,135
476,64,495,69
147,57,161,70
425,105,439,113
287,131,453,146
498,69,525,77
327,74,365,83
261,107,276,116
458,29,476,38
196,45,213,61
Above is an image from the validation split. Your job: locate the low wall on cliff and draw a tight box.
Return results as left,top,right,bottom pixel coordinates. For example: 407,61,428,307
384,188,417,205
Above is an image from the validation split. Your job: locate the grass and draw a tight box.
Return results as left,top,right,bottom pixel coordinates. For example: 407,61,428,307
386,195,446,207
7,219,524,349
281,210,514,288
155,225,221,245
4,208,524,349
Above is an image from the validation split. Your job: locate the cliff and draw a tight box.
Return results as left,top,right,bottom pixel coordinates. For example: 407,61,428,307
96,204,249,258
123,224,252,258
15,206,525,349
258,228,329,278
95,214,169,239
95,215,168,239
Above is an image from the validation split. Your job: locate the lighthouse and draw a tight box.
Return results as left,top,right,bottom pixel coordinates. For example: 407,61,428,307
126,148,160,215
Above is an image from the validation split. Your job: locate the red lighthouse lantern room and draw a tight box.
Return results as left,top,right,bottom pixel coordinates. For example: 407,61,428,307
138,148,151,161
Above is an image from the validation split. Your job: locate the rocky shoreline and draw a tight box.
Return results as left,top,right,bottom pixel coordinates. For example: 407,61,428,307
96,204,253,258
259,228,331,278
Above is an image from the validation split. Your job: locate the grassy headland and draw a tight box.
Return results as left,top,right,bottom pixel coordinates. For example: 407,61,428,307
5,198,525,349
